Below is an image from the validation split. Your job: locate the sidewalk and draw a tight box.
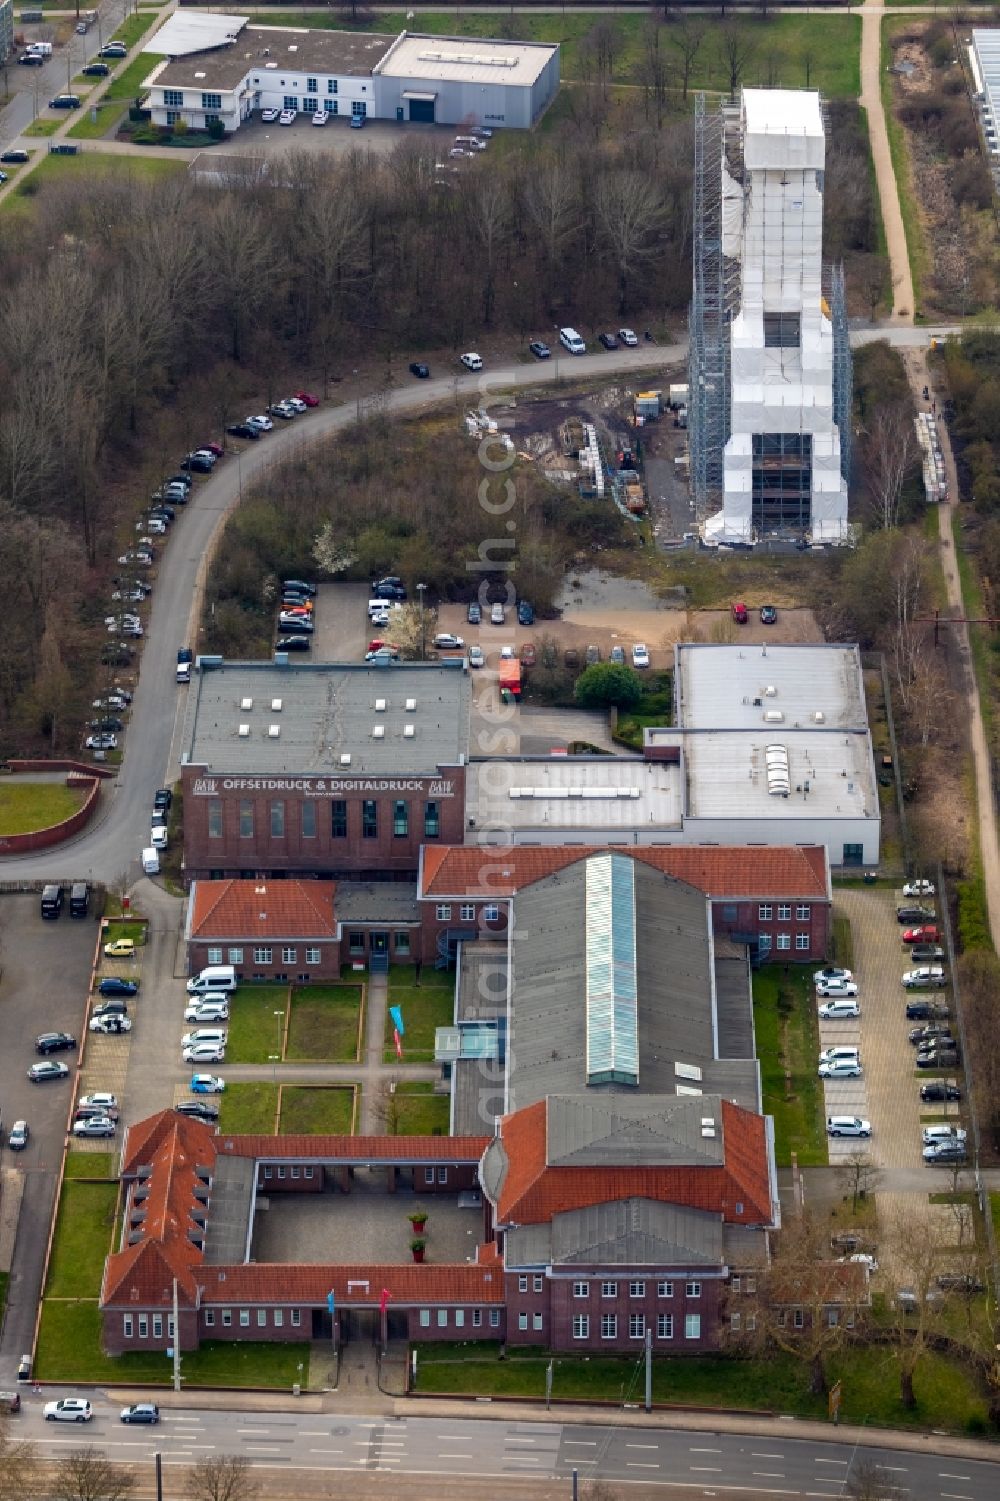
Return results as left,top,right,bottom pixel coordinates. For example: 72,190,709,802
859,0,914,323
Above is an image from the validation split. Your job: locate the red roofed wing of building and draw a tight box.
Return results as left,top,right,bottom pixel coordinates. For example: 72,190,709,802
190,880,338,941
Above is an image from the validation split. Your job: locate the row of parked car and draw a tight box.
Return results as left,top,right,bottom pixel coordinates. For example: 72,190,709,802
226,391,319,444
275,576,318,653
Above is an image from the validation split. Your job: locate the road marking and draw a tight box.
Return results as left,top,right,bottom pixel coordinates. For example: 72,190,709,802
939,1477,971,1483
237,1429,273,1435
565,1440,598,1446
691,1447,723,1453
690,1466,723,1472
940,1494,974,1500
815,1458,849,1465
438,1453,474,1459
627,1461,660,1469
301,1430,328,1437
627,1442,659,1449
244,1446,282,1453
753,1473,786,1479
753,1454,785,1459
308,1448,343,1455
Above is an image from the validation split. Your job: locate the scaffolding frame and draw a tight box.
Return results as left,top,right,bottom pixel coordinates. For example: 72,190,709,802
830,260,852,489
689,93,734,523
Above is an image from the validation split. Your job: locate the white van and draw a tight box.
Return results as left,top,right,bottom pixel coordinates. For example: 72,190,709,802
559,327,586,355
186,965,237,995
368,598,393,620
141,847,160,875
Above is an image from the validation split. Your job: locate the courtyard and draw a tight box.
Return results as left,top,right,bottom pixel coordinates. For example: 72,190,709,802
249,1180,482,1266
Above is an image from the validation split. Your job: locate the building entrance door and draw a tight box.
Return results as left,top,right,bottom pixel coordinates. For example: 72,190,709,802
370,931,389,973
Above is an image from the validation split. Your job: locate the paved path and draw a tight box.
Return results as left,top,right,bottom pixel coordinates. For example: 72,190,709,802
859,0,914,323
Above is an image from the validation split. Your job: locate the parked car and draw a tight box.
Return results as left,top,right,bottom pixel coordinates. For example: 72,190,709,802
902,966,946,989
831,1231,873,1254
292,392,320,408
183,1044,226,1064
610,645,625,665
460,353,483,371
826,1116,871,1137
433,633,465,650
90,1015,132,1035
270,400,297,420
154,788,172,812
184,1002,230,1023
311,110,328,127
760,604,778,625
598,332,619,350
517,600,535,626
278,615,313,632
279,107,297,125
467,602,481,624
585,644,601,665
0,150,30,164
909,1024,955,1047
83,62,110,76
815,979,859,998
180,453,213,473
935,1272,984,1292
922,1125,967,1146
190,1073,226,1094
910,944,945,963
409,362,430,379
520,642,537,667
150,826,168,850
85,734,118,751
564,648,581,670
730,601,748,624
35,1032,76,1055
100,42,127,57
923,1140,967,1164
246,414,273,432
897,904,935,924
903,879,935,898
44,1399,92,1423
104,938,135,958
72,1114,117,1137
818,1059,863,1079
529,341,551,359
276,635,311,652
818,998,860,1020
632,643,650,669
618,328,639,347
490,602,505,625
8,1121,29,1151
903,924,940,944
174,1100,220,1121
905,998,949,1021
468,645,485,668
916,1048,960,1069
78,1092,118,1114
814,966,853,985
841,1252,879,1272
261,107,279,123
121,1404,160,1425
28,1062,69,1083
920,1079,962,1102
226,422,260,440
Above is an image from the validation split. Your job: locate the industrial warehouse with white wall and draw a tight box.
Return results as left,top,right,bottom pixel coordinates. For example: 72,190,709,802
143,15,559,133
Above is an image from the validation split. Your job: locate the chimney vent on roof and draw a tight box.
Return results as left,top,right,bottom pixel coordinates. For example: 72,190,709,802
241,698,253,710
238,724,250,737
268,724,281,738
372,725,385,739
404,724,415,737
375,698,387,712
340,753,351,765
271,699,282,711
405,697,417,711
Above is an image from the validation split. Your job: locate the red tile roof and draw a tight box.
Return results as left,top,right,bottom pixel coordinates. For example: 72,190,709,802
420,845,829,901
190,880,337,941
198,1262,504,1306
492,1098,772,1228
223,1134,489,1163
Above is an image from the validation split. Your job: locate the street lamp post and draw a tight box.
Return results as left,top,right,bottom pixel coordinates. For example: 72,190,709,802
416,582,427,660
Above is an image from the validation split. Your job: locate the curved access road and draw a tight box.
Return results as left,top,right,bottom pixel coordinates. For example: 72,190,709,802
0,345,682,885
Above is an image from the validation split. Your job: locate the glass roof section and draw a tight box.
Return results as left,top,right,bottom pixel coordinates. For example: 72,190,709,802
585,853,639,1086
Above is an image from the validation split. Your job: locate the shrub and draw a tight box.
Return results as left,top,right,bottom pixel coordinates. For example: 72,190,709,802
574,662,644,710
207,119,225,141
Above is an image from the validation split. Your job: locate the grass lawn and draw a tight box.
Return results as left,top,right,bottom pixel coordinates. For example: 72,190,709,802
279,1086,356,1135
882,17,928,318
218,1082,279,1134
35,1300,310,1387
0,781,85,836
102,918,146,945
286,985,363,1062
831,913,854,972
64,1150,116,1180
753,965,827,1167
68,103,128,140
4,153,184,217
22,118,61,137
106,52,163,102
413,1341,988,1429
225,985,289,1064
246,13,859,98
384,976,455,1063
614,670,673,750
391,1082,450,1136
44,1181,118,1300
110,12,160,48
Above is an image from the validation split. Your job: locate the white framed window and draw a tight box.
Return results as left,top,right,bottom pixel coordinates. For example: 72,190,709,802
657,1280,673,1298
138,1315,148,1338
777,903,791,921
483,904,500,921
629,1280,645,1298
518,1275,528,1293
746,1276,756,1294
425,1168,435,1184
573,1281,589,1298
419,1309,430,1327
228,947,243,964
746,1313,757,1332
601,1281,618,1298
685,1314,701,1340
776,933,791,951
304,1168,314,1180
306,947,321,965
489,1309,501,1328
274,1310,283,1327
629,1314,645,1339
455,1310,464,1328
153,1315,163,1339
123,1315,133,1339
207,947,223,965
731,1276,741,1292
796,932,810,951
282,947,296,964
222,1310,232,1327
572,1315,589,1339
730,1312,742,1332
794,1309,804,1329
437,1168,447,1184
204,1310,214,1327
257,1310,266,1327
473,1309,482,1327
601,1314,617,1339
291,1309,301,1327
758,904,772,921
291,1166,300,1180
253,946,272,964
796,904,811,920
533,1275,543,1293
518,1312,528,1331
686,1281,701,1298
277,1166,285,1180
240,1309,250,1327
460,904,475,921
436,904,452,921
263,1165,273,1180
168,1316,174,1338
533,1313,543,1330
657,1314,673,1339
828,1309,839,1327
437,1310,448,1328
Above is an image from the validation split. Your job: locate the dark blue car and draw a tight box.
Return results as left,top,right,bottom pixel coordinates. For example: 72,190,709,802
98,977,139,997
517,600,534,626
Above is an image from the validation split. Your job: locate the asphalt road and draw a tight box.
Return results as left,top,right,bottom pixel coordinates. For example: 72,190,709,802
13,1394,1000,1499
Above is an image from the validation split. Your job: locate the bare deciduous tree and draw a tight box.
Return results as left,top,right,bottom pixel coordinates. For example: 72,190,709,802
838,1150,883,1215
720,25,756,101
887,536,930,714
187,1454,259,1501
0,1415,39,1501
52,1448,135,1501
594,171,666,316
880,1204,954,1408
846,1460,906,1501
865,404,917,530
669,20,705,101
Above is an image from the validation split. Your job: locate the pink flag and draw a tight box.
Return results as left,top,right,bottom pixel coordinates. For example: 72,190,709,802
393,1027,403,1059
380,1287,392,1313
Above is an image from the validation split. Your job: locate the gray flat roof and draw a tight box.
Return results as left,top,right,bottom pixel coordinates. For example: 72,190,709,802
334,882,420,923
506,1198,725,1269
547,1095,724,1169
675,643,868,732
681,729,876,822
154,25,397,90
201,1152,255,1265
466,757,682,834
378,32,557,87
181,660,470,775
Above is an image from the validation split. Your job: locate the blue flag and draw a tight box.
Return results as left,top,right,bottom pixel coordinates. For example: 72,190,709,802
327,1290,336,1316
389,1004,405,1036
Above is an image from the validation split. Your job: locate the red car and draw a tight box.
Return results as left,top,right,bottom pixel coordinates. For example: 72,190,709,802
201,441,225,457
731,601,748,624
293,390,320,408
520,642,537,666
903,924,940,943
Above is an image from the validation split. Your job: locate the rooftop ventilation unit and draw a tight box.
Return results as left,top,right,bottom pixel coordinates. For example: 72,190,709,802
268,725,280,738
340,753,351,765
763,709,784,724
764,685,777,697
700,1117,717,1138
405,698,417,711
813,710,825,723
404,724,415,738
372,725,385,739
374,698,386,712
271,699,282,712
238,724,250,737
241,698,253,710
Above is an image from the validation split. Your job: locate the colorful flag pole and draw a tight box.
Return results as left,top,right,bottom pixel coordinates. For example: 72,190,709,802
389,1004,405,1035
393,1027,403,1059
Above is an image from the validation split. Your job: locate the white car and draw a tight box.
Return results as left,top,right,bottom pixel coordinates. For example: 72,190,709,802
150,825,168,850
433,633,465,650
246,414,273,432
814,966,853,985
468,645,485,668
460,353,483,371
922,1125,967,1145
903,879,935,898
79,1092,118,1112
312,110,328,127
826,1115,871,1137
184,1002,230,1023
815,979,859,998
631,643,650,669
841,1252,879,1273
142,517,167,535
818,998,860,1020
72,1114,117,1137
89,1015,132,1034
286,396,307,413
499,645,515,659
85,734,118,750
261,107,279,123
183,1043,226,1063
902,966,946,989
818,1059,863,1079
182,1029,228,1048
279,108,296,126
618,327,639,347
44,1398,92,1423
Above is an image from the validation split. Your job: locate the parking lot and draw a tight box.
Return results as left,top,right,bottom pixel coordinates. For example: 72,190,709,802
203,112,474,162
823,887,961,1175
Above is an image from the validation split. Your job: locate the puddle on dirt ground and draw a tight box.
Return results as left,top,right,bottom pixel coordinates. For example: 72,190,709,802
555,569,661,616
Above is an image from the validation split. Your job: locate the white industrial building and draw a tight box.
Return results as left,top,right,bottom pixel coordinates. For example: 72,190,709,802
142,14,558,134
692,90,852,547
467,643,879,867
969,30,1000,164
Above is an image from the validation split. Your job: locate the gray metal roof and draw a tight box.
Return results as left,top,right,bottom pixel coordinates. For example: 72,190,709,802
450,943,508,1135
334,881,420,923
506,858,720,1111
723,1222,771,1267
180,659,470,775
507,1201,762,1270
154,25,397,89
675,643,868,732
545,1095,725,1169
202,1151,255,1265
714,951,755,1061
465,756,681,834
480,1136,508,1205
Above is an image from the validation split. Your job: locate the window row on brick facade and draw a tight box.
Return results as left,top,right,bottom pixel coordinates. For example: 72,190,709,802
570,1279,694,1298
123,1308,303,1337
207,799,442,841
418,1308,500,1329
768,933,812,951
206,947,325,966
261,1165,315,1181
758,904,811,921
435,903,500,922
571,1313,700,1340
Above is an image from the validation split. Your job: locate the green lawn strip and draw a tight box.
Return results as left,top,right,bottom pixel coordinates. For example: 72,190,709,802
0,782,86,835
64,1150,116,1180
286,985,363,1062
35,1301,309,1387
225,984,289,1065
952,509,995,750
245,12,859,98
613,670,673,749
831,913,854,972
22,119,61,137
44,1181,118,1300
105,52,163,103
110,12,160,49
218,1082,279,1134
392,1082,450,1136
384,982,455,1063
279,1086,355,1134
881,16,929,317
102,918,146,945
753,965,827,1167
68,103,128,140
